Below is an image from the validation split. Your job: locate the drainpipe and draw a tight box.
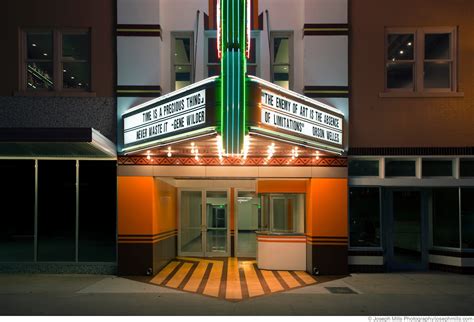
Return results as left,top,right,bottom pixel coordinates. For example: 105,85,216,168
193,10,200,83
265,9,272,79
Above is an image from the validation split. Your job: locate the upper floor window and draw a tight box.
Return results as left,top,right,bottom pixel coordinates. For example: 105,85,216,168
205,32,258,77
385,27,456,93
271,32,293,90
171,32,194,90
22,29,90,92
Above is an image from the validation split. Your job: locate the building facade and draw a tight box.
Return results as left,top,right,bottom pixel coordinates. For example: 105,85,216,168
116,0,349,276
348,0,474,273
0,0,472,276
0,0,117,273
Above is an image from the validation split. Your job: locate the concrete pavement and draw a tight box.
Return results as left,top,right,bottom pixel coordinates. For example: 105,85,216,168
0,272,473,315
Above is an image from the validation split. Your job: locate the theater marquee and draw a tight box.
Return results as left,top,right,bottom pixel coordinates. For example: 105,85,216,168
121,77,218,153
247,76,345,154
120,76,345,155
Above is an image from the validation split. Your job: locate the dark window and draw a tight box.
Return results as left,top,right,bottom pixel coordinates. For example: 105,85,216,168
460,159,474,177
24,29,90,92
424,33,451,89
386,63,413,89
26,32,54,90
422,160,453,177
0,160,35,261
348,160,379,177
207,37,219,64
247,38,257,76
385,160,416,177
62,32,90,90
349,187,381,247
37,160,76,261
79,161,116,262
386,33,414,90
432,188,460,248
207,38,219,77
172,34,193,90
385,28,455,92
271,34,291,89
461,188,474,249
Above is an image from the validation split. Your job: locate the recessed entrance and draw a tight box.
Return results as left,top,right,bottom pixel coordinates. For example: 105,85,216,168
386,189,428,271
179,189,230,257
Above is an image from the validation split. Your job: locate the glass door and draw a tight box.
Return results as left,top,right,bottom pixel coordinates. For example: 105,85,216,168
235,191,261,257
205,190,229,256
179,189,229,257
387,189,428,271
179,190,204,256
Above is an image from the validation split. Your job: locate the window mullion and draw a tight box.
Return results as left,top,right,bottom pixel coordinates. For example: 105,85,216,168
54,30,62,91
415,29,424,92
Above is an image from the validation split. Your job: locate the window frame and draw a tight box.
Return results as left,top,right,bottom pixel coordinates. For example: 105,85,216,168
384,27,457,94
348,158,382,178
270,31,293,90
421,158,455,178
171,31,194,91
204,30,260,78
384,158,418,178
204,31,220,78
20,28,91,93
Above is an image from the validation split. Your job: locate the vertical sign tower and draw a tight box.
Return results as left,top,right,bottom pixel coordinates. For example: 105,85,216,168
218,0,250,156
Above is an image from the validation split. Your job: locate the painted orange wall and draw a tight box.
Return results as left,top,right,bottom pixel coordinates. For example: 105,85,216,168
257,180,308,194
118,176,177,236
306,178,348,238
153,179,177,234
118,176,155,235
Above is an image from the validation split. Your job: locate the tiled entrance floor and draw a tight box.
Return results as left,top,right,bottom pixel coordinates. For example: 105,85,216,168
149,257,318,301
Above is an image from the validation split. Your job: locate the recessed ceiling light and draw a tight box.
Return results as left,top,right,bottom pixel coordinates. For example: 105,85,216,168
407,42,412,46
399,50,404,54
32,43,37,47
43,53,48,56
63,69,66,73
71,76,75,79
78,83,82,86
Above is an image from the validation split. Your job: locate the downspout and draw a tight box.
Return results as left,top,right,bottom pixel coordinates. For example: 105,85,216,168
265,9,271,80
193,10,200,82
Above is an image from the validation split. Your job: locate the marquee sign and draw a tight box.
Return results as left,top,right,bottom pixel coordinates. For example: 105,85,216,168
259,89,343,146
121,77,218,152
124,89,206,145
247,76,345,153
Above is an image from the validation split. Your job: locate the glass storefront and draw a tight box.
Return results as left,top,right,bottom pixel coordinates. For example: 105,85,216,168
348,184,474,270
0,160,35,261
349,187,381,247
0,159,117,263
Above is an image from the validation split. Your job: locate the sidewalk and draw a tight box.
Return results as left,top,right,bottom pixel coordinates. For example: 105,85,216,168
0,272,473,315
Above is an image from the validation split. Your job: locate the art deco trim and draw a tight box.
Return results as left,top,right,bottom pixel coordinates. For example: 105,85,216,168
118,156,347,167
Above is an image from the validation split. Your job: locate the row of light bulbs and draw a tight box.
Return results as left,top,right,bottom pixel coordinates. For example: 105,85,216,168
145,141,321,160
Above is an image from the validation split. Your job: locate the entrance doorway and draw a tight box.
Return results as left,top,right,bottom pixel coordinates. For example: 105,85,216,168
386,189,428,271
235,190,261,257
179,189,230,257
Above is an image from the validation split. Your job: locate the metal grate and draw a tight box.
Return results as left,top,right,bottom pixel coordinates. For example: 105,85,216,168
325,287,357,294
